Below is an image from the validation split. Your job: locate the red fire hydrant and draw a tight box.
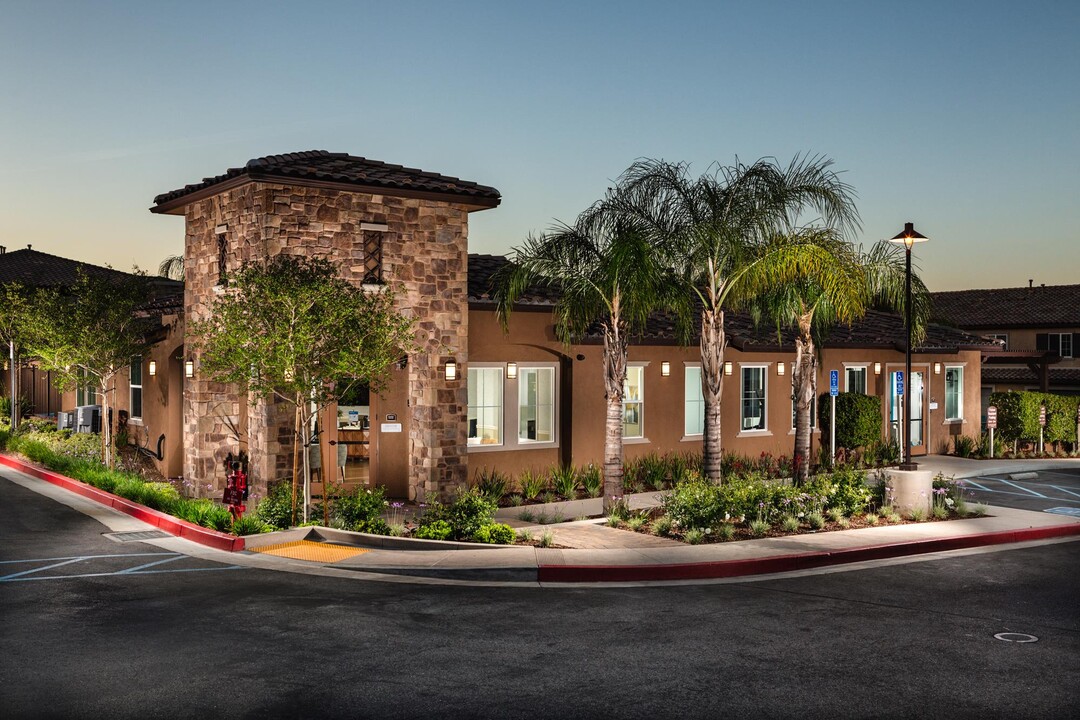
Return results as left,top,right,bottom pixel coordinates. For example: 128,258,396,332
222,451,249,521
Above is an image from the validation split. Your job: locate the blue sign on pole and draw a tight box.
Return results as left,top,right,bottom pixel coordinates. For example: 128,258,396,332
829,370,839,397
896,371,904,396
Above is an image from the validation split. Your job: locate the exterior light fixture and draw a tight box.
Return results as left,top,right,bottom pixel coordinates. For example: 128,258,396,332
148,360,156,377
661,361,671,377
284,368,295,382
724,361,733,376
506,362,518,380
874,362,882,376
444,360,457,381
777,362,786,376
889,221,930,470
184,359,194,379
934,362,941,375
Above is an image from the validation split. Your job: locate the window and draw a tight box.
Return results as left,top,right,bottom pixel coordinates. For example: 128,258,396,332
467,367,503,446
1061,333,1074,359
623,365,644,438
1036,332,1077,358
684,366,705,436
845,366,867,394
945,366,963,421
987,334,1008,350
76,369,98,407
518,367,555,443
741,366,767,431
129,357,143,419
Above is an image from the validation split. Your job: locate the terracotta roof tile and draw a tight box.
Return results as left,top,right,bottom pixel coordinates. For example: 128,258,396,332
932,284,1080,329
983,367,1080,386
152,150,501,209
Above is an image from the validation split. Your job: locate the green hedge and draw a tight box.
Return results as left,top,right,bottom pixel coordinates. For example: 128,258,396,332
818,392,882,449
988,391,1079,444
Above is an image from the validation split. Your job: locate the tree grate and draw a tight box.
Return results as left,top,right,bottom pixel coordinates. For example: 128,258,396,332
103,530,173,542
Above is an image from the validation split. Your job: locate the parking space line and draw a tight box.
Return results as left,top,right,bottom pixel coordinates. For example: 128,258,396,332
0,553,176,565
0,558,84,581
964,479,992,491
992,478,1048,498
1,565,246,583
117,556,184,574
1049,485,1080,499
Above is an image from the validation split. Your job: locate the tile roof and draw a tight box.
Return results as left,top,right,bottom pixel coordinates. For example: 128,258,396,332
152,151,501,211
931,284,1080,329
983,367,1080,387
467,254,998,351
0,247,179,293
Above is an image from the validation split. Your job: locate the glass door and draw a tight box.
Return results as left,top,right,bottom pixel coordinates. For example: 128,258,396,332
889,370,926,455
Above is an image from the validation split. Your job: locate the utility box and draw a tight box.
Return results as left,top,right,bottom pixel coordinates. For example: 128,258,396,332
57,411,74,431
75,405,101,434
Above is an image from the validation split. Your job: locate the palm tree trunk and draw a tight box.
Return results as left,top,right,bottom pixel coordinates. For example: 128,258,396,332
700,307,725,484
793,319,816,484
601,322,629,514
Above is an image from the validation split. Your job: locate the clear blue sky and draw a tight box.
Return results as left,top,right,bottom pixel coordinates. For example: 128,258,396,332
2,0,1077,290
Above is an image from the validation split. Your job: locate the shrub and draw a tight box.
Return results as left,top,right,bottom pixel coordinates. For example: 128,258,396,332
684,528,705,545
651,515,673,537
254,482,295,529
579,464,602,498
231,515,272,536
749,518,770,537
419,487,496,541
518,468,545,501
335,486,390,533
780,514,800,533
953,435,977,458
414,520,452,540
806,512,826,529
990,391,1080,445
473,467,510,504
0,394,34,421
819,392,882,450
549,465,578,499
472,523,515,545
814,467,873,516
638,453,668,491
538,530,555,548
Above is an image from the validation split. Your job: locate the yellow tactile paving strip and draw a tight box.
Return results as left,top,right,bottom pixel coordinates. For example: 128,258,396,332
247,540,370,563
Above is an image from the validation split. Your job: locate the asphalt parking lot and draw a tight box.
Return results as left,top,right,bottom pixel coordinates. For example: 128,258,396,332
961,467,1080,516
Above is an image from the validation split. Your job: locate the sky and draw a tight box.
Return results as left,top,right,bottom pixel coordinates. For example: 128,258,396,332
1,0,1077,291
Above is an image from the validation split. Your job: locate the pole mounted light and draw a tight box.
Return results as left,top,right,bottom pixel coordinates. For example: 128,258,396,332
889,222,929,470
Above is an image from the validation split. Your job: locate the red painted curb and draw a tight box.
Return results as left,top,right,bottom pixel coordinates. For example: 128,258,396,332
0,453,244,552
537,523,1080,583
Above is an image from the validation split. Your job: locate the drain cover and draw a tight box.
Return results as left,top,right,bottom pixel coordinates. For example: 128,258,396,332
104,530,173,542
994,632,1038,643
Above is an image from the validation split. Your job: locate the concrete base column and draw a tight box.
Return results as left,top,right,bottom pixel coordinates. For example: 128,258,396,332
885,468,934,516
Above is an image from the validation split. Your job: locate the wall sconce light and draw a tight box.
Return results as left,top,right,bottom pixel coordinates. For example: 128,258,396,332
148,360,156,377
934,362,941,375
661,361,671,377
777,362,786,376
444,360,457,381
724,361,733,376
184,359,194,379
874,362,882,376
506,362,517,380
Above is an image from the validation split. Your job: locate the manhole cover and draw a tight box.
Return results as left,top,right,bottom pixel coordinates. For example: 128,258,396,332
994,632,1038,643
104,530,172,542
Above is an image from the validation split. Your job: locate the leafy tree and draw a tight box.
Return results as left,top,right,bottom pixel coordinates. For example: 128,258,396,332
191,255,415,523
494,199,687,513
0,282,30,428
609,156,863,483
20,270,156,466
752,239,930,481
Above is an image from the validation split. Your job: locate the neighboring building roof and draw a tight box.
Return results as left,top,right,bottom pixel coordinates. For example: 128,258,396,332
931,284,1080,330
0,247,181,296
467,253,998,352
983,367,1080,387
151,150,502,213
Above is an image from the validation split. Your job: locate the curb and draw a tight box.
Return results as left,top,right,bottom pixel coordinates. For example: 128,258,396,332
0,453,244,552
536,524,1080,583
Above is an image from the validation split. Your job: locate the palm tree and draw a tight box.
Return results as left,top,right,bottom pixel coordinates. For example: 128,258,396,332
493,199,687,512
609,156,863,483
752,238,930,482
158,254,184,281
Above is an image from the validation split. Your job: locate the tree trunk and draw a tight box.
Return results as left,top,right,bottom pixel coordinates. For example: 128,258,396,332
291,402,301,526
792,315,816,484
100,379,113,469
700,308,725,484
601,321,629,515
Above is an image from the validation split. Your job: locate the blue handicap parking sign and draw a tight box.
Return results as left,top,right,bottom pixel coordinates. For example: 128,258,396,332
829,370,839,396
896,371,904,396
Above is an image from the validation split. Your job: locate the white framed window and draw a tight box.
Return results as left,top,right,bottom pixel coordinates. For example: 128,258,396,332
467,367,503,446
1060,333,1073,359
945,366,963,421
518,367,555,443
684,365,705,436
623,365,644,438
845,366,867,394
76,368,98,407
129,357,143,420
741,365,767,432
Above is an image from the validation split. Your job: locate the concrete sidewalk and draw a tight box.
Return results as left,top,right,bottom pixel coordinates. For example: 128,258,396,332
4,454,1079,585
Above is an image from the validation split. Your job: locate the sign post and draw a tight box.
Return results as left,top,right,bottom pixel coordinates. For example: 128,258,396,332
986,405,997,459
1039,404,1047,455
829,370,839,466
895,371,904,451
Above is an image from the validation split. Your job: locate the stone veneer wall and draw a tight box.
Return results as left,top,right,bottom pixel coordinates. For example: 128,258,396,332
183,182,471,500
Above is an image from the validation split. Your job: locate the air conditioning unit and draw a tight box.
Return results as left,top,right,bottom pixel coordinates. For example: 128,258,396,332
75,405,101,434
57,412,74,431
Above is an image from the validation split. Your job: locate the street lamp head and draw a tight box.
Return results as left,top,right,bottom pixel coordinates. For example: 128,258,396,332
890,222,929,250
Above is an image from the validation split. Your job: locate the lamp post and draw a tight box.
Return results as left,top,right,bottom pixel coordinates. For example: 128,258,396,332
890,222,928,470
